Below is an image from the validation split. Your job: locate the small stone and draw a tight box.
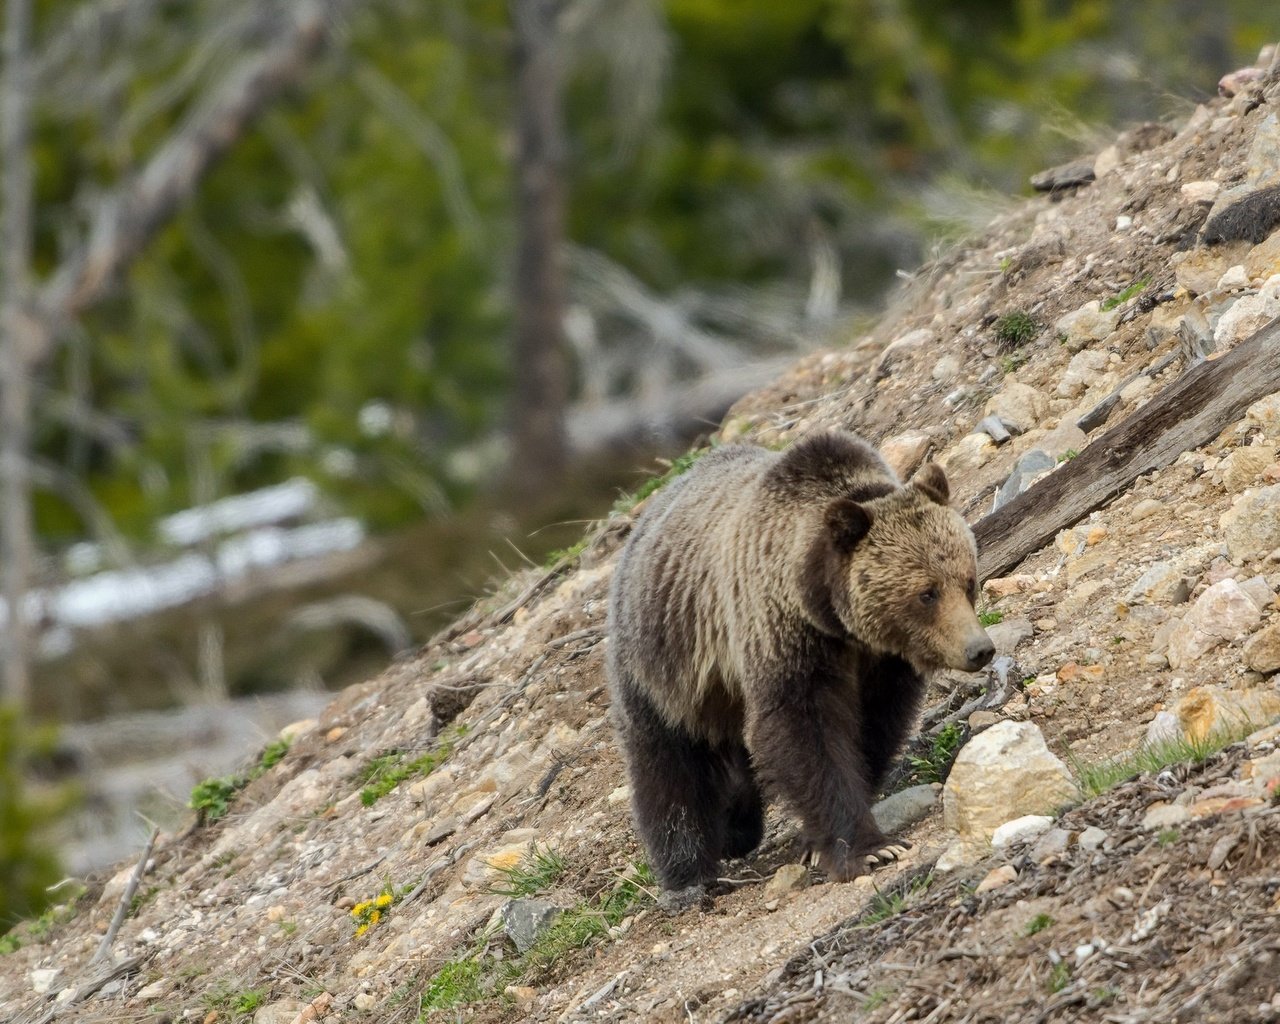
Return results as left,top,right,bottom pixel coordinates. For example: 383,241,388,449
504,986,538,1004
932,354,962,381
30,969,60,995
1141,803,1190,830
502,899,564,953
993,449,1057,509
968,710,1003,730
1057,661,1105,684
974,415,1013,444
1167,579,1263,668
607,785,630,805
943,722,1075,841
1221,483,1280,561
985,382,1050,432
942,433,998,473
880,430,933,478
1214,275,1280,350
984,574,1036,599
991,814,1054,849
1218,265,1251,290
135,978,169,1001
872,783,940,835
1223,446,1279,491
935,840,985,872
1078,826,1108,851
987,618,1033,654
1244,622,1280,673
253,1000,311,1024
265,905,286,923
1174,684,1280,743
1246,392,1280,435
352,993,378,1012
1181,180,1220,203
1058,349,1109,398
1054,301,1120,353
1131,498,1164,522
975,864,1018,894
1032,828,1072,863
764,864,809,894
462,829,540,887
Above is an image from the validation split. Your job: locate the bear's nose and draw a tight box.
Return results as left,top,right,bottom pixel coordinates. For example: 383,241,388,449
965,635,995,670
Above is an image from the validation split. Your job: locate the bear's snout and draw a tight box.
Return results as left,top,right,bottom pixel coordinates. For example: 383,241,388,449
963,633,995,671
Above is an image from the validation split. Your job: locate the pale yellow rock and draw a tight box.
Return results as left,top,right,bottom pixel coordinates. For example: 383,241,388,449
764,863,809,894
880,430,933,478
975,864,1019,894
1174,684,1280,742
941,433,997,474
944,721,1075,841
1222,446,1278,491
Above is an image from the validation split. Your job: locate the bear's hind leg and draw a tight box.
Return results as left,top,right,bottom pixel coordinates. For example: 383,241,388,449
616,682,725,892
721,742,765,860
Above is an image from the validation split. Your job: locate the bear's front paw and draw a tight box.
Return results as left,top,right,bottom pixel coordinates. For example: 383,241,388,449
814,840,872,883
657,884,709,915
863,840,912,867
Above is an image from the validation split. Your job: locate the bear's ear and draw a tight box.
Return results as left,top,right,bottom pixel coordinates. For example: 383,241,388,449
910,462,950,506
825,498,873,553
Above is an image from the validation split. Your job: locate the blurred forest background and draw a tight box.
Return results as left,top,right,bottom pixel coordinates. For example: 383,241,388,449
1,0,1277,924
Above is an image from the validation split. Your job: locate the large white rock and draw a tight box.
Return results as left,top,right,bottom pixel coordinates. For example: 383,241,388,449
943,721,1075,841
1166,579,1263,668
1213,274,1280,350
1220,484,1280,562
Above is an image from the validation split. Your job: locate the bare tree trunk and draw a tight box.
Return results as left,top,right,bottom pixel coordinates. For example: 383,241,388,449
509,0,570,491
0,0,40,709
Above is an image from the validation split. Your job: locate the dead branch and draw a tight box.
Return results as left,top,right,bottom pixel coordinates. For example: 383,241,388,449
90,826,159,966
39,0,345,332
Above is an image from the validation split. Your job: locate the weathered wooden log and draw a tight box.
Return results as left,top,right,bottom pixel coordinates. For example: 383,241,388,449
974,317,1280,581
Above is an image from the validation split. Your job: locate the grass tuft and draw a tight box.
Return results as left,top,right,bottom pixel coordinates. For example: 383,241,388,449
485,844,567,898
858,870,933,927
1101,277,1150,311
360,724,466,806
1025,913,1054,936
994,310,1040,349
908,724,964,785
612,448,709,515
189,737,293,824
1072,721,1258,802
978,609,1004,627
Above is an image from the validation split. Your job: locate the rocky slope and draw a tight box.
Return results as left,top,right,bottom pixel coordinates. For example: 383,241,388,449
5,51,1280,1024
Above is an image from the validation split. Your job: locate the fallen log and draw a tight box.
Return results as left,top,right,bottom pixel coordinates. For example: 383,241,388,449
974,317,1280,581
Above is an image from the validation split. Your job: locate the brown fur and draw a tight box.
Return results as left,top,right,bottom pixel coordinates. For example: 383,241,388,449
607,431,992,892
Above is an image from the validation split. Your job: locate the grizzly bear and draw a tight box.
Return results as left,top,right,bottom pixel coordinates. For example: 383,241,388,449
606,430,993,899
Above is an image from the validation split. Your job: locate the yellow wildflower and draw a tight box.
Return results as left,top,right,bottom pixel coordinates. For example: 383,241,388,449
369,909,382,925
355,923,369,937
376,891,393,908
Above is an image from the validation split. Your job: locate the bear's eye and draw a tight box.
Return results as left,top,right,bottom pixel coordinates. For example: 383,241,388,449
918,587,939,606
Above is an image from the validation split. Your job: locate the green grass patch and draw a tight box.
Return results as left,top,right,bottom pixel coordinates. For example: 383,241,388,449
612,448,709,515
359,724,466,807
1057,448,1079,462
189,737,294,824
485,844,567,898
978,609,1004,627
1101,277,1150,311
858,870,933,927
419,862,656,1015
1047,961,1071,993
1025,913,1054,936
1073,721,1259,802
908,724,964,785
994,310,1039,349
202,983,270,1021
1157,828,1180,847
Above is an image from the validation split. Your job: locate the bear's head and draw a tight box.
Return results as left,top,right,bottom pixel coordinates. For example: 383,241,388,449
806,463,994,674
